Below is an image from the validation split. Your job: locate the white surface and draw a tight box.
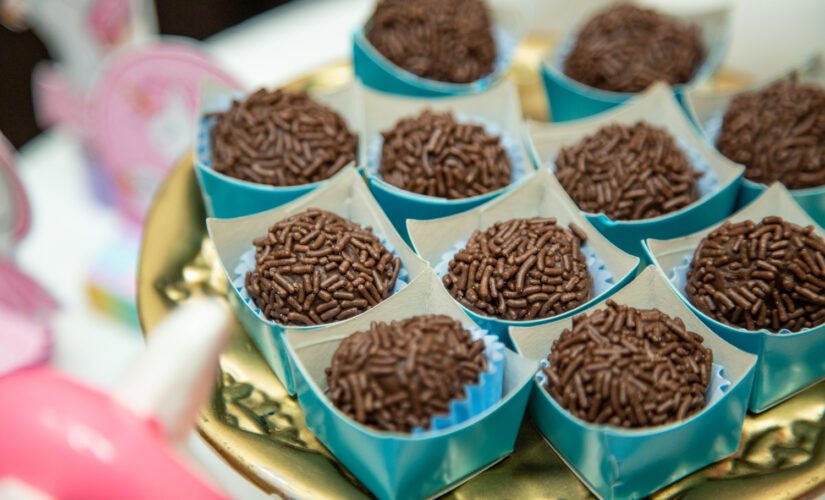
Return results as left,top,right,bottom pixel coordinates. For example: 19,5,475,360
10,0,825,498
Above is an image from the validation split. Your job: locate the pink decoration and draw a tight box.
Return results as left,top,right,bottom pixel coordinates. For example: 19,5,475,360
0,132,30,242
0,299,233,499
0,308,51,375
86,41,239,224
0,368,227,500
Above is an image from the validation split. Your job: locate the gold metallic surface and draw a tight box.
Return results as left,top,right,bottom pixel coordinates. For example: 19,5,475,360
137,35,822,499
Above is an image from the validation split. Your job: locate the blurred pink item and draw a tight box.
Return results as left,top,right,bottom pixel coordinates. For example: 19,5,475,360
86,0,131,46
0,132,30,243
85,41,239,225
0,257,59,316
0,299,233,499
0,308,51,375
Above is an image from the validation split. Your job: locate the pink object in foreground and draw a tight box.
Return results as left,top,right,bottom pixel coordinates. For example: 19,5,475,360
0,368,227,500
0,299,233,499
0,309,51,376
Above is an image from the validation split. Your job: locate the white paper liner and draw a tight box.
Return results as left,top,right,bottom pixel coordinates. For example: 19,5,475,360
536,358,731,418
412,328,505,435
366,112,528,199
433,238,615,307
233,232,410,327
546,136,720,218
703,112,724,144
491,25,518,80
669,254,809,335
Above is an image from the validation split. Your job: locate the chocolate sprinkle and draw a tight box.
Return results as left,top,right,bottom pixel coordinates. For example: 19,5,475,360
716,78,825,189
686,217,825,333
443,217,593,321
543,300,713,428
379,110,512,199
555,121,702,220
564,4,704,93
366,0,496,84
245,209,401,326
210,88,358,186
326,314,487,432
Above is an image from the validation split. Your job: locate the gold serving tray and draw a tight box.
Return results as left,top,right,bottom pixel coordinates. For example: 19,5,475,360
137,36,825,499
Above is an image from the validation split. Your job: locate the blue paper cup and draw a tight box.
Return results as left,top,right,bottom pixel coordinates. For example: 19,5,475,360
540,4,730,122
194,80,362,218
407,168,641,345
682,64,825,226
206,168,430,394
510,266,757,500
644,182,825,412
360,80,534,243
283,270,538,500
352,0,532,97
527,83,744,259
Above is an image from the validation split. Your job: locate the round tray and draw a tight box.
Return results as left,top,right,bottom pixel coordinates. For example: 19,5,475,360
137,37,825,499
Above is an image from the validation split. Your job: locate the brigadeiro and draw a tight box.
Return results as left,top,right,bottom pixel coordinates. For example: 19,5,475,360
326,314,488,432
686,216,825,332
542,300,714,428
443,217,593,321
366,0,496,84
209,88,358,186
715,78,825,189
564,4,704,93
379,109,513,199
245,208,402,326
554,121,702,220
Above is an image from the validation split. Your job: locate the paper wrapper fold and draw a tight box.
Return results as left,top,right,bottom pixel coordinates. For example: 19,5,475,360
407,167,640,344
284,270,537,500
206,167,429,394
510,266,757,500
683,51,825,226
353,0,533,97
644,183,825,412
195,79,363,218
360,80,534,243
539,1,731,121
527,82,744,258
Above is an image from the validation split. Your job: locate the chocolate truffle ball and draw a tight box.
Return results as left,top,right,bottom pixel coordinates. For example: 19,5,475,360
245,209,401,326
555,121,702,220
443,217,593,320
378,110,512,199
543,300,713,428
564,3,704,93
686,217,825,332
326,314,488,432
366,0,496,84
210,88,357,186
716,79,825,189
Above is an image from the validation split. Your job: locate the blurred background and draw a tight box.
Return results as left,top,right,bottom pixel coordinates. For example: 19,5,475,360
0,0,291,148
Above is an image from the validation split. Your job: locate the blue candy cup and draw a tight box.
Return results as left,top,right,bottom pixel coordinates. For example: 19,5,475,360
526,83,745,259
367,175,522,246
510,266,757,500
284,283,538,500
644,183,825,412
540,5,730,122
353,29,500,97
195,161,321,219
407,168,641,346
206,168,431,394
